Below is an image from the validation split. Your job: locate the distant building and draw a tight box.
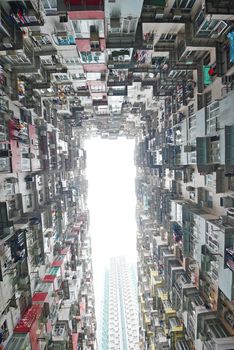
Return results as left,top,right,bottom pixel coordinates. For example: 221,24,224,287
100,256,139,350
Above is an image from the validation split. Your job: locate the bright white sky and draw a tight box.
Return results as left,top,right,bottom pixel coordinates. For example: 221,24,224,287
85,137,137,332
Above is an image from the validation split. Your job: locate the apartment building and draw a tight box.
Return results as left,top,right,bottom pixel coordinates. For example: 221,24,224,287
135,1,234,350
0,1,97,349
0,0,234,349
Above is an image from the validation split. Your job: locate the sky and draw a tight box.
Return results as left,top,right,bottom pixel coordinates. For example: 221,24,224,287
85,137,137,333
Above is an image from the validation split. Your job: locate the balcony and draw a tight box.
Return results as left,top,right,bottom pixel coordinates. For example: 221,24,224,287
108,87,127,96
194,8,229,39
76,86,90,97
9,1,44,27
80,51,105,65
0,198,21,224
107,72,132,87
168,51,198,73
176,39,210,64
52,322,69,343
4,333,31,350
52,32,75,46
205,0,234,16
196,136,220,174
92,98,108,106
107,20,140,45
0,6,23,51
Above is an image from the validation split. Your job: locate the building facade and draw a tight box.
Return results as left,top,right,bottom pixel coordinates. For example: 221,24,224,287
0,0,234,349
134,2,234,349
100,256,139,350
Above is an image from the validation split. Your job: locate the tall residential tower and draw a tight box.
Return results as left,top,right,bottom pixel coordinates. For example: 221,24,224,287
100,256,139,350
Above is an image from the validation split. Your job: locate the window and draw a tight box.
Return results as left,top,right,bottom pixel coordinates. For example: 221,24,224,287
39,190,44,202
72,20,104,38
72,20,82,37
177,0,196,9
195,10,205,29
55,34,75,46
204,174,213,187
109,26,121,34
8,199,17,218
122,18,137,34
5,54,31,65
26,194,33,208
206,190,213,208
188,103,194,116
71,73,86,80
206,101,220,134
90,84,105,92
205,91,212,106
129,19,137,33
188,115,196,129
32,35,51,46
41,58,53,65
195,10,228,38
42,0,57,11
54,74,69,81
159,33,177,42
64,58,80,66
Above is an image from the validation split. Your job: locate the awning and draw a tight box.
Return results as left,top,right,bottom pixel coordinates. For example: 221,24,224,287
14,304,42,333
32,292,48,303
68,10,104,20
43,274,56,283
52,260,63,267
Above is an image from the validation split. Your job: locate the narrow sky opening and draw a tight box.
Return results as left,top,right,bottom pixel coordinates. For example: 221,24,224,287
85,137,137,328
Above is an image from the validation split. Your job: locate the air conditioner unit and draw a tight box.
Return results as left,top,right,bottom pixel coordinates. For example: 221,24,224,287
173,9,182,21
155,10,164,19
2,37,13,49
